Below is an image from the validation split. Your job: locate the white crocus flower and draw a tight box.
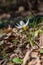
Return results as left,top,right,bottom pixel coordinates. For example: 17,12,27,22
15,19,29,30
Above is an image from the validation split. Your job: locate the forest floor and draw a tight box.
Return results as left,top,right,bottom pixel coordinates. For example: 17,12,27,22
0,15,43,65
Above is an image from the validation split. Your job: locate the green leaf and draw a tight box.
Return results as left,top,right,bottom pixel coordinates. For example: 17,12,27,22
39,49,43,54
29,39,34,47
12,57,22,64
34,31,39,37
34,29,43,37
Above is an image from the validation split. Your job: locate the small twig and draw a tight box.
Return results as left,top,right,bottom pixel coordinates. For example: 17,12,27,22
2,59,8,65
0,59,8,65
22,47,35,65
34,40,40,48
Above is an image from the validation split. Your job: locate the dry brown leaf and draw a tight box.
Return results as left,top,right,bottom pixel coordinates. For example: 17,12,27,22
39,33,43,48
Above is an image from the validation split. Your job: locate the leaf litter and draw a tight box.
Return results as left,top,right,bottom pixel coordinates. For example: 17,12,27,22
0,16,43,65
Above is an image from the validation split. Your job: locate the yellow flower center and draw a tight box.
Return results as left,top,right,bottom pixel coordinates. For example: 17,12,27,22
22,25,27,31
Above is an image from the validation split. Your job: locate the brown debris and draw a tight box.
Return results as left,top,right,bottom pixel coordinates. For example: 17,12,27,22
39,33,43,48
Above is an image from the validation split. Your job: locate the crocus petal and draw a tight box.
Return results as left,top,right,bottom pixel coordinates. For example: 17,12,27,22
15,25,22,29
20,21,25,26
26,19,29,26
16,23,20,26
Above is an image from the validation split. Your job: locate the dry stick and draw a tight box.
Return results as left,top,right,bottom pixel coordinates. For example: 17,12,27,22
34,40,40,48
2,59,8,65
36,56,41,65
21,47,35,65
22,40,41,65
